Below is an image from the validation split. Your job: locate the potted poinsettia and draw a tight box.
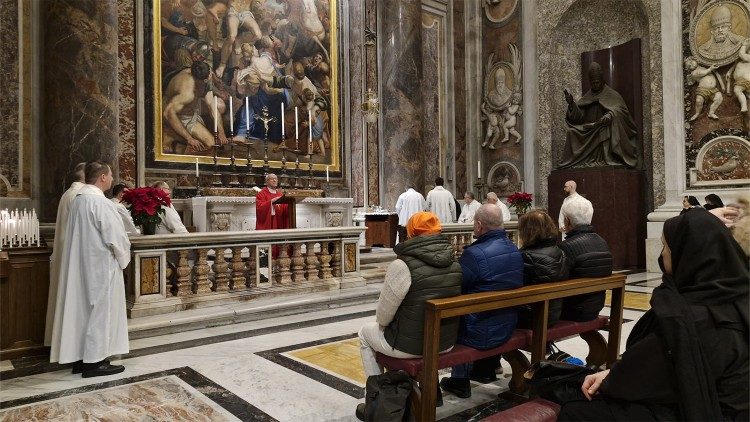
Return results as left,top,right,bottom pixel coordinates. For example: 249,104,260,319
121,187,171,235
507,191,533,216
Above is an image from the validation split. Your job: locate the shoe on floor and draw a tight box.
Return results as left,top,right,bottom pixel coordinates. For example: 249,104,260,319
81,361,125,378
355,403,365,421
469,368,497,384
436,384,443,407
440,377,471,399
70,360,83,374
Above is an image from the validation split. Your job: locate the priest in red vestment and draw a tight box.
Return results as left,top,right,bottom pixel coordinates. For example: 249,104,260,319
256,173,289,258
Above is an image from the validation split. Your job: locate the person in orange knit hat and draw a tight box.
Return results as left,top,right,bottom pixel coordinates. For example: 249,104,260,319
355,212,463,418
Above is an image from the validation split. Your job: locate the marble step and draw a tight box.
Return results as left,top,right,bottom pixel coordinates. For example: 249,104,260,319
127,284,384,339
360,248,396,265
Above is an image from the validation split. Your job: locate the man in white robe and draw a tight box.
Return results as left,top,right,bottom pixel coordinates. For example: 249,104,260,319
426,177,456,224
50,161,131,378
44,162,86,348
111,183,139,235
458,192,482,223
395,186,426,243
152,181,189,234
485,192,511,223
558,180,584,239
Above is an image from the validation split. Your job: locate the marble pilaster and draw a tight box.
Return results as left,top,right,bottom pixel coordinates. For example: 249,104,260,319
452,0,467,194
366,0,380,207
379,0,424,208
348,0,366,207
117,0,137,185
40,0,120,220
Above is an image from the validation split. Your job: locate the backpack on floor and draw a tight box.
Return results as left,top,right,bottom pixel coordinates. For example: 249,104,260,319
363,370,413,422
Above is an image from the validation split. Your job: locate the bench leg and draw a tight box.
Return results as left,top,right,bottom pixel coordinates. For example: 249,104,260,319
580,330,607,368
503,350,531,396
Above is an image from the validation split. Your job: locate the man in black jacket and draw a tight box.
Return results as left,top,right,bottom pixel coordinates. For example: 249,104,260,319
559,197,613,321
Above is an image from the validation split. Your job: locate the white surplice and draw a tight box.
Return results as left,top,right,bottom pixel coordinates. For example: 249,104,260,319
458,200,482,223
44,181,84,346
155,204,188,234
497,201,511,224
395,188,426,226
111,198,140,234
425,186,456,224
49,184,131,364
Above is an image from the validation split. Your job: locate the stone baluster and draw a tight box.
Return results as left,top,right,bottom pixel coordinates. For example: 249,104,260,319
176,249,192,296
305,241,320,282
275,244,293,284
230,247,245,290
245,245,257,288
291,243,306,283
331,241,342,277
318,241,333,280
212,248,230,292
193,248,212,294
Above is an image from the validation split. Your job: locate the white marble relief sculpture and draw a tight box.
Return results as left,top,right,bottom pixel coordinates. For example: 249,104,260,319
481,44,522,149
685,56,724,120
483,0,518,26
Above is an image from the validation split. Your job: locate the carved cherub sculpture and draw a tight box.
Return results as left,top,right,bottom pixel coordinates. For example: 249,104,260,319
685,56,723,120
501,91,523,144
729,39,750,112
481,102,504,149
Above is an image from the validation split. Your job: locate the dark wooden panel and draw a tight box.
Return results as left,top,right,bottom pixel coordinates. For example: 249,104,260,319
364,214,398,248
0,247,53,360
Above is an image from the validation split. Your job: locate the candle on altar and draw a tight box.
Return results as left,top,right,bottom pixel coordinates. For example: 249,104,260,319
477,160,481,178
229,96,234,133
294,107,299,139
326,166,329,182
245,97,250,131
281,103,285,138
213,96,218,133
308,109,313,153
195,158,199,178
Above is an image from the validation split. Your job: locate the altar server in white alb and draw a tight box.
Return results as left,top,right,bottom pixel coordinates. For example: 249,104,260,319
485,192,511,223
458,192,482,223
49,161,131,378
44,162,86,347
110,183,139,234
426,177,457,224
395,185,427,243
152,181,189,234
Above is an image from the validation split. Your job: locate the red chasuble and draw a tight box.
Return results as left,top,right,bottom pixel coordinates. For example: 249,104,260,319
255,187,289,230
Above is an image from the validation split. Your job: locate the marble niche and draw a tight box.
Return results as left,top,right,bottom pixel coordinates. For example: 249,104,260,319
173,197,354,232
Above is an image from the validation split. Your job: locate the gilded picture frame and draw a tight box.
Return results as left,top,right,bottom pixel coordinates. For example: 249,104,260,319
145,0,340,176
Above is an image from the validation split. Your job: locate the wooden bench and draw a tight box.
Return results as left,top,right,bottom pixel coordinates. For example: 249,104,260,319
375,274,626,422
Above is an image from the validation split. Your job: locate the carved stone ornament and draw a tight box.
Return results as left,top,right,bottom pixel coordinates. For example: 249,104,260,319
690,135,750,186
487,161,522,197
689,0,750,67
483,0,518,26
481,44,523,149
325,211,343,227
210,212,231,231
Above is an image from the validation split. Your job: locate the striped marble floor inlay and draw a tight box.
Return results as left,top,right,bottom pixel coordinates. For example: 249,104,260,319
0,375,238,422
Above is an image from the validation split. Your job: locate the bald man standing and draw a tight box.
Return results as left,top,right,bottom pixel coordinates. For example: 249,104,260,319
558,180,583,238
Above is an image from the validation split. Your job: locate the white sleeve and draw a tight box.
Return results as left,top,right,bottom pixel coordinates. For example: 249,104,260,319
375,260,412,327
458,204,467,223
501,202,511,223
164,206,189,233
425,191,432,211
100,205,131,269
116,204,140,234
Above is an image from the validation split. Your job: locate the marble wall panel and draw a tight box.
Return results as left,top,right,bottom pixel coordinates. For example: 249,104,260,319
40,0,120,220
536,0,663,209
453,0,467,195
379,0,424,209
0,0,31,199
366,0,380,207
118,0,137,185
348,0,365,207
421,12,442,193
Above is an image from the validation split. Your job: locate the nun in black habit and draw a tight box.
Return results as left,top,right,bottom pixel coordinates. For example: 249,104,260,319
558,208,749,421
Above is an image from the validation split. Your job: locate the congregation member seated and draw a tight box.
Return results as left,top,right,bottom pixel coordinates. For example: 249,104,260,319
558,198,612,322
152,181,188,234
559,208,749,421
356,212,462,417
704,193,725,210
439,204,523,399
679,195,701,215
516,209,570,328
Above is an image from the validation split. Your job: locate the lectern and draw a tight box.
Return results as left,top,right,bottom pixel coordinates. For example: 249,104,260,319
276,195,297,228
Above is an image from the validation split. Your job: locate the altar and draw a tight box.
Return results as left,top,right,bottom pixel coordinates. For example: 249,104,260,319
172,195,354,232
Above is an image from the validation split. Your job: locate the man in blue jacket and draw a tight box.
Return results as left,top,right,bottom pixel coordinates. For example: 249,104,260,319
440,204,524,398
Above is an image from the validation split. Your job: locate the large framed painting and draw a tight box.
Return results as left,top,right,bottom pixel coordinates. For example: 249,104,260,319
144,0,339,177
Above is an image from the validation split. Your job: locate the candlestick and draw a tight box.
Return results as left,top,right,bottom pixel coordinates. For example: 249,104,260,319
245,97,250,131
229,96,234,133
213,96,218,133
308,109,313,153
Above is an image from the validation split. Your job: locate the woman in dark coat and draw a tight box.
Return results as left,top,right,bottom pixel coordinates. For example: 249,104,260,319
558,208,749,421
679,195,701,215
516,209,570,328
704,193,725,210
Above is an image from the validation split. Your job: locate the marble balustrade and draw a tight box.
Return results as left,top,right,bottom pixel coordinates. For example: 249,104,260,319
125,227,366,318
441,221,519,258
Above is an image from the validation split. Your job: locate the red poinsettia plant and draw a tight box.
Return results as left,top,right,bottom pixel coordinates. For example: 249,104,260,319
121,187,172,227
507,192,533,215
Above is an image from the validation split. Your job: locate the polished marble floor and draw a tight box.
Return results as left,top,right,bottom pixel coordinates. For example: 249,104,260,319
0,273,659,421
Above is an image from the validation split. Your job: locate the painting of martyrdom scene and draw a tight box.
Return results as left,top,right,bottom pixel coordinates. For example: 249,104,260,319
153,0,338,169
685,0,750,187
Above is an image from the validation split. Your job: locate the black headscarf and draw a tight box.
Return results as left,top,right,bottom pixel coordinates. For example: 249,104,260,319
686,195,701,206
703,193,725,210
629,208,749,421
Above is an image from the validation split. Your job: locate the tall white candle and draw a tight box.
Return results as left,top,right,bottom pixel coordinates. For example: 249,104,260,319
245,97,250,131
281,103,285,138
35,218,40,247
213,96,218,133
326,166,330,182
195,158,199,178
229,96,234,133
477,160,482,178
308,110,313,152
295,107,299,139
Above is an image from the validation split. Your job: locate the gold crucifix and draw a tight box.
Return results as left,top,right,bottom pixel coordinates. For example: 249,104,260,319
253,105,277,139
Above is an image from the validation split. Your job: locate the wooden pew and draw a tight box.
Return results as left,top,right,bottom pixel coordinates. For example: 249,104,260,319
378,274,626,422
